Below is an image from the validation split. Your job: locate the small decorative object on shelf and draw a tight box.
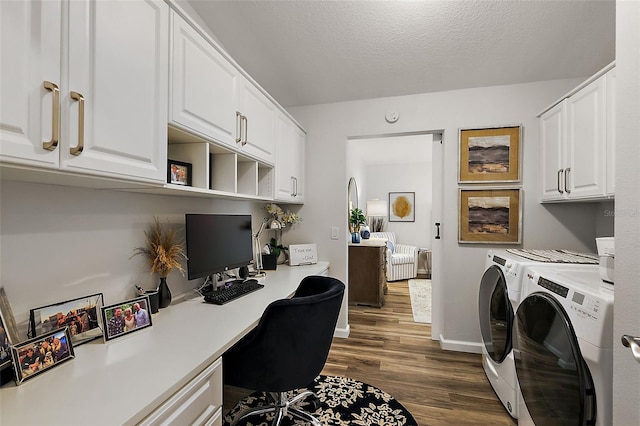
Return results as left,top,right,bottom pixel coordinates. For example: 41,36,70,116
131,216,186,309
349,208,366,234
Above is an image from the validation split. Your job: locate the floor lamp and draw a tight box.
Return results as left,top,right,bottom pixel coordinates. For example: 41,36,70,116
366,199,387,232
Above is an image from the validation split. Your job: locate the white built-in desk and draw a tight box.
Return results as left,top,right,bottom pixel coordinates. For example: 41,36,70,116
0,262,330,425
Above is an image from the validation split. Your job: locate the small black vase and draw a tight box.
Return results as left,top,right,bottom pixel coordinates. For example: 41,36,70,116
158,277,172,309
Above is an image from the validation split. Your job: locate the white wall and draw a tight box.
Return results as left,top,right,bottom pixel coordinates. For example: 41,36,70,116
0,181,261,336
289,79,611,348
365,162,432,248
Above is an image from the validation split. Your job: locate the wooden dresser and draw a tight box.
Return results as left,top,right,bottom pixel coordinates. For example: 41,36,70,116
348,239,387,307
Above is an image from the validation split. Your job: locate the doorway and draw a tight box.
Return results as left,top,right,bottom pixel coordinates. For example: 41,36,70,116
346,131,443,337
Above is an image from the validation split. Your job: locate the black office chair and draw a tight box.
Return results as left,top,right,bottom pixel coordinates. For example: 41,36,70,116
223,275,345,426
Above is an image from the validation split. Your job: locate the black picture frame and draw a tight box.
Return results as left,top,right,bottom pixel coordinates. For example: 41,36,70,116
11,327,75,385
167,159,192,186
101,296,153,342
29,293,104,347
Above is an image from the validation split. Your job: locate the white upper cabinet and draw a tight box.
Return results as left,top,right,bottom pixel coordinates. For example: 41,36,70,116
63,0,168,181
169,11,239,149
0,0,169,183
1,0,62,169
539,64,614,202
275,111,305,202
606,68,616,196
237,76,276,164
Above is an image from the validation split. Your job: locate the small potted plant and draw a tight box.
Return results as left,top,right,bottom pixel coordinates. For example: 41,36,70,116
350,208,366,233
350,208,366,243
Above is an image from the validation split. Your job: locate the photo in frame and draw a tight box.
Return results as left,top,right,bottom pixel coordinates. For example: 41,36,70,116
29,293,104,347
167,159,192,186
458,125,522,183
389,192,415,222
0,310,14,372
11,327,74,385
459,188,522,244
101,296,152,342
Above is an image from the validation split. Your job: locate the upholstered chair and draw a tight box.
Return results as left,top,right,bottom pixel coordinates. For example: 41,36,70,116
369,232,418,281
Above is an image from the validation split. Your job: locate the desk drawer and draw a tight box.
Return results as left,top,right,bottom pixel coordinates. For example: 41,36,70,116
139,357,223,426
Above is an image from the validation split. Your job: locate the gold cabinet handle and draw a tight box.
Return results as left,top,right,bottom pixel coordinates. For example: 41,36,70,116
564,167,571,194
242,115,248,146
42,81,60,151
70,91,84,155
235,111,242,143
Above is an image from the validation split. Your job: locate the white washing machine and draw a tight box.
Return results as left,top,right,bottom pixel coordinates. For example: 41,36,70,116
513,265,613,426
478,249,598,419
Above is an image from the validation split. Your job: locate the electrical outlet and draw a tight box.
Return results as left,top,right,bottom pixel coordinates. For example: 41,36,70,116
331,227,339,240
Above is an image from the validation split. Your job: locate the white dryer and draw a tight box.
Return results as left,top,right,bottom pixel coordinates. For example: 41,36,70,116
513,266,613,426
478,249,598,419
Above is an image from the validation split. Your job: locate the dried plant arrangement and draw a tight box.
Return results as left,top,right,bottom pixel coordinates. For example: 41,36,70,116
131,217,186,278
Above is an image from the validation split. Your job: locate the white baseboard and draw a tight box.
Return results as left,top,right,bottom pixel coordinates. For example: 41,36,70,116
438,333,483,354
334,324,350,339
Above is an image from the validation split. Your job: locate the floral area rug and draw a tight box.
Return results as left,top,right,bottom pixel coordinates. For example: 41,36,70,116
224,375,418,425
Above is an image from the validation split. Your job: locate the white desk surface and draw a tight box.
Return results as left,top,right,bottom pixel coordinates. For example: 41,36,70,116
0,262,330,425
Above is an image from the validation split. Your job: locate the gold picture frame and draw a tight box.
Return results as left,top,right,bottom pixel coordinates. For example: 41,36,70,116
459,188,522,244
458,125,522,183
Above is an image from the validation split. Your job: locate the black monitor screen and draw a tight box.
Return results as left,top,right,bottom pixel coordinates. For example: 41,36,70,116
185,214,253,280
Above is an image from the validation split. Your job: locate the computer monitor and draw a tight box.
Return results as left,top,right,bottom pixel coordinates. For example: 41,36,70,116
185,214,254,281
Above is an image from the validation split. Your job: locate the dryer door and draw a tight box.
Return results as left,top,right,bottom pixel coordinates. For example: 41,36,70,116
479,265,513,363
514,293,596,426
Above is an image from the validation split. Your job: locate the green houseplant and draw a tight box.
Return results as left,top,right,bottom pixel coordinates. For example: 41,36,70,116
349,208,366,233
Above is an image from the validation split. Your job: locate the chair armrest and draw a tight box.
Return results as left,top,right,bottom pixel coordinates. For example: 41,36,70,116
394,244,418,256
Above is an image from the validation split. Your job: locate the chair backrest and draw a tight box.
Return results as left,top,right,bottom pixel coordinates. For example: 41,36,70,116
370,231,396,245
223,275,345,392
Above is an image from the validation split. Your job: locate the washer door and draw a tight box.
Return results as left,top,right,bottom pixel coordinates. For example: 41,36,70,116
514,293,596,426
479,265,513,363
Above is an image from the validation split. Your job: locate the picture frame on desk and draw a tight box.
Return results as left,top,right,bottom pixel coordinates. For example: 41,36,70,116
29,293,104,347
167,159,192,186
11,327,74,385
101,296,153,342
0,287,20,373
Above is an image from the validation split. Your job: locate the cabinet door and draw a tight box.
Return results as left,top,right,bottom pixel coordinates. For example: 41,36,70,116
606,68,616,196
170,12,239,149
0,0,61,169
292,125,305,201
63,0,168,182
540,101,566,201
275,113,294,201
238,78,276,164
565,75,607,199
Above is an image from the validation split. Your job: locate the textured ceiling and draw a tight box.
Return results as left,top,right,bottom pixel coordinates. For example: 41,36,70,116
187,0,615,108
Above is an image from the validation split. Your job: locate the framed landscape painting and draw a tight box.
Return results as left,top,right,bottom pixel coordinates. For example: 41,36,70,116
459,188,522,244
458,125,522,183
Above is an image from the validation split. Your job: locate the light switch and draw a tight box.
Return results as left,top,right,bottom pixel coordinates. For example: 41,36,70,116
331,227,339,240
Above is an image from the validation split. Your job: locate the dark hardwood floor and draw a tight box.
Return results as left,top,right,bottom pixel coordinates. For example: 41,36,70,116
224,280,516,425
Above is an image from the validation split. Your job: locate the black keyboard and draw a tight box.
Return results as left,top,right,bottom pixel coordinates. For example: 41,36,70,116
204,279,264,305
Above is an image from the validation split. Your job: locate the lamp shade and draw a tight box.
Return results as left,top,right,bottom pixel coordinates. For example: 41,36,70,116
366,199,387,217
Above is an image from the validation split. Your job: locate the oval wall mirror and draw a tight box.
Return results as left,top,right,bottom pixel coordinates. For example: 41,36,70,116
348,177,358,228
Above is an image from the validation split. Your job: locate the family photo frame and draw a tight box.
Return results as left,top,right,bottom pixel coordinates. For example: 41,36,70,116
167,159,192,186
459,188,522,244
11,327,75,385
458,125,522,183
29,293,104,347
101,296,152,342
